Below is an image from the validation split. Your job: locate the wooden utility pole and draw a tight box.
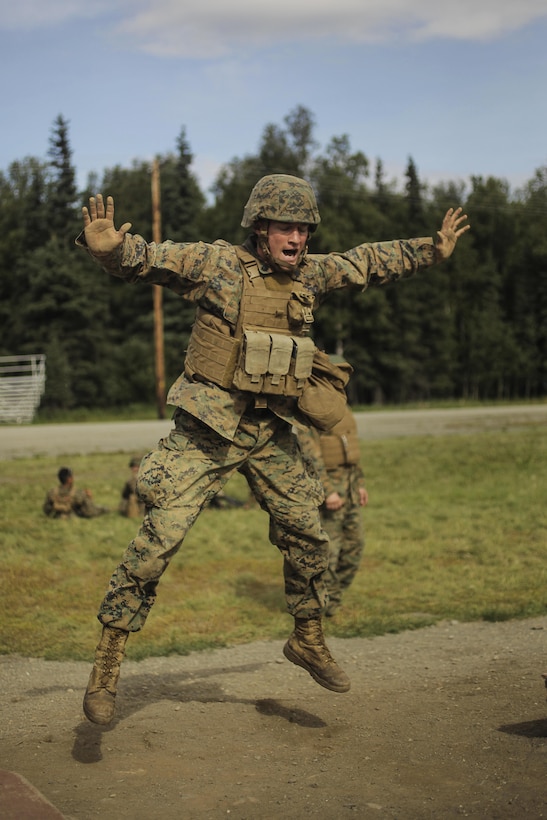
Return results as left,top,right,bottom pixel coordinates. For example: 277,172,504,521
151,158,166,419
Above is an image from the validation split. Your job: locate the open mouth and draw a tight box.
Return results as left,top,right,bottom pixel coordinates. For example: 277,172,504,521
283,249,298,259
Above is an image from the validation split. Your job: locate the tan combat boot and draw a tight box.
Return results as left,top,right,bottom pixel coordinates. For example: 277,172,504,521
283,616,351,693
83,626,128,725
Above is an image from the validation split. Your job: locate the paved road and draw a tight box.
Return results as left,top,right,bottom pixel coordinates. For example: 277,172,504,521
352,403,547,440
1,404,545,460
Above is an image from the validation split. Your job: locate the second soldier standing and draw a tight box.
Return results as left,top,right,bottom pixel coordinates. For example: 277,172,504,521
297,374,368,618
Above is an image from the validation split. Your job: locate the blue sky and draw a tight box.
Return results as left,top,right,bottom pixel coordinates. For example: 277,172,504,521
1,0,547,199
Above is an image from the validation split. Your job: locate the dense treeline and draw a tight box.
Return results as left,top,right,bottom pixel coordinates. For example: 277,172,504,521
1,107,546,411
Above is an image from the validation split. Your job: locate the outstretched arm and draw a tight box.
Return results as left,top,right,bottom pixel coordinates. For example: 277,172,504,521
82,194,132,255
435,207,470,261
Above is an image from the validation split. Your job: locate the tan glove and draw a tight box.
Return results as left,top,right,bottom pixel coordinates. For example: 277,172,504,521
435,207,470,261
82,194,132,255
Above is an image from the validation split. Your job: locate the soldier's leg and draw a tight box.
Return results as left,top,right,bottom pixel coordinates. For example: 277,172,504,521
73,492,109,518
242,420,327,616
84,412,245,724
242,420,350,693
336,503,365,594
320,508,345,616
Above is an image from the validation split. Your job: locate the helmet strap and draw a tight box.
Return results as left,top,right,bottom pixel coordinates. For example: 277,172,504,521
255,221,308,275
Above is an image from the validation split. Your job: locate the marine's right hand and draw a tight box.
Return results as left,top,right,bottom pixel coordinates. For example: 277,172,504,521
82,194,132,255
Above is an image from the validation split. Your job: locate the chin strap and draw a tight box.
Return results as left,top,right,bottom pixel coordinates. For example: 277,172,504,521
256,224,308,275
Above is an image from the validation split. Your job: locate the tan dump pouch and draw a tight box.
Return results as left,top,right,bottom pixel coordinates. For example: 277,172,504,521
184,318,240,389
297,349,350,431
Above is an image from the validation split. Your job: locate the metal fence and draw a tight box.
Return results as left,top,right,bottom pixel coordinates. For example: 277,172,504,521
0,354,46,424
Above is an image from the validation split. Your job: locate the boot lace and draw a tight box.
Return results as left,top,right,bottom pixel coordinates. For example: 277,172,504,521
99,632,125,685
297,618,335,664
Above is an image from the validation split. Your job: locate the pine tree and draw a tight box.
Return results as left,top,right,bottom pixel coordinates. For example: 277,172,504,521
47,114,79,244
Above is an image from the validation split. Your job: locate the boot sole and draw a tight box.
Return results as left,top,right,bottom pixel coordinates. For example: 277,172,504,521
283,642,350,693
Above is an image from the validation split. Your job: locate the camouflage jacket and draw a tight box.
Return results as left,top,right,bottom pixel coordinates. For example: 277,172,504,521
43,484,76,518
43,484,100,518
81,232,437,440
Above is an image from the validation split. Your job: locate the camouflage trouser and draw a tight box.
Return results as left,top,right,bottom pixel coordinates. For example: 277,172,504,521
320,467,365,611
98,409,327,631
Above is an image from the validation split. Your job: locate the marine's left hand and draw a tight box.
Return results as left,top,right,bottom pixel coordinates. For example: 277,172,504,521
435,207,470,261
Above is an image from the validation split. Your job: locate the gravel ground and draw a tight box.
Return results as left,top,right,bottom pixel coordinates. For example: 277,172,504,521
1,616,546,819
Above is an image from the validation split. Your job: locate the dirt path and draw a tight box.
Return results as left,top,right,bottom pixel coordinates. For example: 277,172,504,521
1,616,546,819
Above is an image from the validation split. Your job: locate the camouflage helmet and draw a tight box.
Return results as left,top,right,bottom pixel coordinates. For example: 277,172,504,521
241,174,321,230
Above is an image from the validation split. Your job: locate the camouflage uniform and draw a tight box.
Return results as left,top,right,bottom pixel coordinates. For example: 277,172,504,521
297,404,366,615
43,483,107,519
78,176,437,631
119,457,146,518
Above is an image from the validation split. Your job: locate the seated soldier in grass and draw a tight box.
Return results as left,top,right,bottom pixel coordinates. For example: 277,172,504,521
43,467,109,519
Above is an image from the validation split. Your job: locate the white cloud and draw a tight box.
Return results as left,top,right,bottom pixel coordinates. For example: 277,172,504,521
3,0,547,53
112,0,547,58
0,0,110,28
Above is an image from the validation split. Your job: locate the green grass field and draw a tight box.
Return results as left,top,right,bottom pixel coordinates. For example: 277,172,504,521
1,425,546,661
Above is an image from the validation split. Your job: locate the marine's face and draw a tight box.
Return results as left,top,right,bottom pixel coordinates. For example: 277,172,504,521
258,221,309,268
